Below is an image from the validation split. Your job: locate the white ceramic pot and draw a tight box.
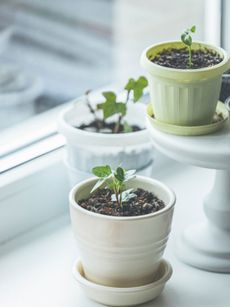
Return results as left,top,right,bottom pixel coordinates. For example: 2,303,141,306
69,176,175,287
58,100,154,173
141,41,230,126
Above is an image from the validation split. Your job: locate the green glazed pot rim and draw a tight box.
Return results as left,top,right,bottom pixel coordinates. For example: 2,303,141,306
140,41,230,81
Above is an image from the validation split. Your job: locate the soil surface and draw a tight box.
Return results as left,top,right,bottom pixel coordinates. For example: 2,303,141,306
77,120,142,134
78,188,165,217
151,48,223,69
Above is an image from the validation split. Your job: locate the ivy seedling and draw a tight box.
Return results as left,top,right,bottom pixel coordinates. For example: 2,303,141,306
91,165,136,207
124,76,148,102
181,25,196,68
97,92,126,120
86,76,148,133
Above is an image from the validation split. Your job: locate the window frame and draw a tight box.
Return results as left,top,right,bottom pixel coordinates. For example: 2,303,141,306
0,0,224,243
221,0,230,52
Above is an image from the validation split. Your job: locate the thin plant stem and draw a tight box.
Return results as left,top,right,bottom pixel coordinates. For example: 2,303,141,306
112,178,120,206
85,90,103,131
188,46,192,68
119,188,122,208
113,90,131,133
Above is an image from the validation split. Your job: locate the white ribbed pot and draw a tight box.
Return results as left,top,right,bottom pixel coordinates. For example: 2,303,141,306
69,176,176,287
141,41,230,126
58,101,153,173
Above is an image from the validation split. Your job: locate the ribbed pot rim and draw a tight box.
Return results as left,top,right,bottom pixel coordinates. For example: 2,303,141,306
69,175,176,221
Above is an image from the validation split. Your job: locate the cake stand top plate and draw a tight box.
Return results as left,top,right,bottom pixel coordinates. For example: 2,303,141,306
146,117,230,170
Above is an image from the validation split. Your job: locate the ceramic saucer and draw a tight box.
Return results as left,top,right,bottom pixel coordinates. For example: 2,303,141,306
73,258,172,306
146,101,229,136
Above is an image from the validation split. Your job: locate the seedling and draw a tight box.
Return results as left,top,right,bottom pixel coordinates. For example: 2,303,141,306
85,76,148,133
91,165,136,207
181,25,196,68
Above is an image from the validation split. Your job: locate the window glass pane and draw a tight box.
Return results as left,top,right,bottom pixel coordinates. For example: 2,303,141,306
0,0,205,131
222,0,230,52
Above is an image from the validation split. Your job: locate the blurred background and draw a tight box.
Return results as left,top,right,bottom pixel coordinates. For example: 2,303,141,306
0,0,228,131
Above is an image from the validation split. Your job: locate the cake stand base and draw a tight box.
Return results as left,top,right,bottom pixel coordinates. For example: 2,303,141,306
176,222,230,272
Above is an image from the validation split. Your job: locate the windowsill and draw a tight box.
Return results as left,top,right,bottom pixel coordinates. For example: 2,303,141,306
0,163,229,307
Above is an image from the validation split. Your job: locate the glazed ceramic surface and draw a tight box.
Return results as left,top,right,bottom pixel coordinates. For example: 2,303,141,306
141,41,230,126
69,176,175,287
73,258,173,306
146,102,229,136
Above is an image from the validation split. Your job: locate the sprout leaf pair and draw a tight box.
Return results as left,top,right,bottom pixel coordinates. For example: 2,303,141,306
91,165,136,207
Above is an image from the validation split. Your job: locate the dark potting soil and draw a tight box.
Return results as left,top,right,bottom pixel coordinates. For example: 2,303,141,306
77,120,142,134
151,48,223,69
78,188,165,217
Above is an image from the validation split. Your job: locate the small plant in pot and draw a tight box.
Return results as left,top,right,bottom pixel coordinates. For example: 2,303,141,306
69,164,175,290
81,76,148,134
141,25,230,127
58,76,154,186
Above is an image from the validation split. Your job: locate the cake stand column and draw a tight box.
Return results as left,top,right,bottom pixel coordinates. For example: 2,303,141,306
146,117,230,272
204,170,230,231
177,169,230,272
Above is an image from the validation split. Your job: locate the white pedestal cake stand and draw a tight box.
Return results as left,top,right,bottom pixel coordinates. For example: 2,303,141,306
146,118,230,273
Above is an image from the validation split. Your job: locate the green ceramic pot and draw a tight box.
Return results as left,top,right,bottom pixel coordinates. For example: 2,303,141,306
141,41,230,126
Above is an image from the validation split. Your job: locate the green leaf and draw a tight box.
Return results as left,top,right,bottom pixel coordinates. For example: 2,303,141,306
133,88,142,102
123,121,133,133
91,178,106,193
137,76,148,87
116,103,127,116
190,25,196,33
124,76,148,102
102,91,116,101
121,189,136,202
124,78,135,91
92,165,112,178
97,92,127,119
111,189,136,203
181,33,192,46
181,25,196,47
90,163,137,207
115,167,125,182
108,181,116,191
